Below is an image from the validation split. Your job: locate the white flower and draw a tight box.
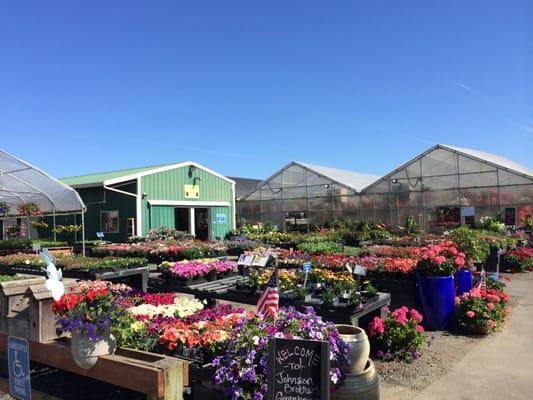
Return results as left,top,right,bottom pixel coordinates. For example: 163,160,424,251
25,259,30,265
252,336,260,346
128,297,204,318
331,371,339,385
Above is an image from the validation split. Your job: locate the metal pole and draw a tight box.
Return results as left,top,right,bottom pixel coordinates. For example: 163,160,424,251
81,211,86,257
53,210,57,242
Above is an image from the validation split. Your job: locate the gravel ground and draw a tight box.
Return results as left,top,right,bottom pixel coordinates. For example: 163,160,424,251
376,331,482,400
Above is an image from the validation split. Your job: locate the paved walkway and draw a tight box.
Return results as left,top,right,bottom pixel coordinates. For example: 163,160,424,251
415,273,533,400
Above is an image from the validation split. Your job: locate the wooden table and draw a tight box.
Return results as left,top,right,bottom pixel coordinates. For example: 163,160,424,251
170,276,391,326
0,334,185,400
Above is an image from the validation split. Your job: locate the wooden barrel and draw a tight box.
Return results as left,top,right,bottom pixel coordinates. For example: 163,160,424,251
332,360,380,400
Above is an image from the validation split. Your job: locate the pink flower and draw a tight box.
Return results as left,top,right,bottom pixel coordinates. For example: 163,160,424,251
487,302,495,310
368,317,385,337
409,309,423,323
448,247,458,255
433,256,446,265
454,296,461,305
426,250,436,259
466,311,476,318
487,319,495,329
416,325,425,332
458,252,465,258
454,256,465,267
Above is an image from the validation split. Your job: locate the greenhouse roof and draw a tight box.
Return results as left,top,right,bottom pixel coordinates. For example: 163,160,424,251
295,162,380,191
0,149,85,215
61,162,236,188
442,145,533,178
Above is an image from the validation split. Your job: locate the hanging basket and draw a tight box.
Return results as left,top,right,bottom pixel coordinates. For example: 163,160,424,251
70,332,116,370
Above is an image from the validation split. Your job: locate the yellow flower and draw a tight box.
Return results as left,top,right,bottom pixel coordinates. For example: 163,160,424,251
131,321,145,332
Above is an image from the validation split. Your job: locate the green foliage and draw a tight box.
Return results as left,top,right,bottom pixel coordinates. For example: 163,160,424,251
116,315,160,351
297,241,343,254
450,227,490,263
404,216,420,235
478,216,506,233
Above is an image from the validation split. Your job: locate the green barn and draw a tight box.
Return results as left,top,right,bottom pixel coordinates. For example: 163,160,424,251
61,162,236,242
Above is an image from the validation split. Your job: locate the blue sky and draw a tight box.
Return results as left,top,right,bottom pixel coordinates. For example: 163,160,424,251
1,1,532,180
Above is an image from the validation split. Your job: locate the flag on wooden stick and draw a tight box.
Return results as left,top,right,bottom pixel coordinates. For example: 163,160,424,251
256,265,280,319
477,269,487,291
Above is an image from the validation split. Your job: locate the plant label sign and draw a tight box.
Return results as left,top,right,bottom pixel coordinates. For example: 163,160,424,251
8,336,32,400
353,264,367,276
96,232,105,239
303,262,312,273
268,338,330,400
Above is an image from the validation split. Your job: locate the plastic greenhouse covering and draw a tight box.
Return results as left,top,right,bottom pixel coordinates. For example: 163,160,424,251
0,149,86,215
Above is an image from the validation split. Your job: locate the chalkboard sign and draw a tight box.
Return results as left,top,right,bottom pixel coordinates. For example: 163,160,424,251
268,338,330,400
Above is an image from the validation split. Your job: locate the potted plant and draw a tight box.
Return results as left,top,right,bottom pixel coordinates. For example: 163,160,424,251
368,306,426,362
414,243,466,330
53,289,127,369
0,201,10,216
453,287,510,335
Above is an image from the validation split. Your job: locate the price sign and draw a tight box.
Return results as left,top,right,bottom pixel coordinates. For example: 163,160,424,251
268,338,330,400
243,255,254,266
96,232,105,239
32,243,41,252
237,254,247,265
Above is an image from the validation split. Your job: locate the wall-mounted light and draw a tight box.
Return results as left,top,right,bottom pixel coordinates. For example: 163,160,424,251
188,165,196,178
142,192,149,199
324,184,331,189
193,177,202,185
391,179,399,184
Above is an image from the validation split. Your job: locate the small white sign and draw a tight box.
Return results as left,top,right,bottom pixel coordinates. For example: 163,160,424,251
32,243,42,252
354,264,367,276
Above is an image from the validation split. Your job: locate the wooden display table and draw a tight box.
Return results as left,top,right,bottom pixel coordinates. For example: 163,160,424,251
0,334,185,400
171,276,391,326
0,265,149,291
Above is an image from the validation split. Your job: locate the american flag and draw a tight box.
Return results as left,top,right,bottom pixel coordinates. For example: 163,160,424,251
477,269,487,291
256,266,280,319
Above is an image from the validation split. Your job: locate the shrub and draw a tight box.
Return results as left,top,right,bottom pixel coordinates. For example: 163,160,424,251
368,306,427,362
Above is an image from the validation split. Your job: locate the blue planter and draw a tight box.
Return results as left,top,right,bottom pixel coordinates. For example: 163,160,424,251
456,269,473,296
416,275,455,330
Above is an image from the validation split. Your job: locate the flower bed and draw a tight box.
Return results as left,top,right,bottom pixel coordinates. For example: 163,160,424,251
212,307,349,400
0,253,147,272
92,240,228,262
159,259,237,282
505,247,533,272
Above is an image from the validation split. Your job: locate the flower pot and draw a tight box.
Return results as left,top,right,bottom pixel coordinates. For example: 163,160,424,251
335,325,370,374
416,275,455,330
206,269,217,282
332,360,380,400
71,332,116,370
456,269,473,296
471,325,491,335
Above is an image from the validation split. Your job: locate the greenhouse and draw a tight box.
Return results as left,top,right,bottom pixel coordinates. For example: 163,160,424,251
238,145,533,232
237,161,379,231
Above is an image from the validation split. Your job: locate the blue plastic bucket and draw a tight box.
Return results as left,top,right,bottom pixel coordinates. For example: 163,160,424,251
456,269,473,295
416,275,455,330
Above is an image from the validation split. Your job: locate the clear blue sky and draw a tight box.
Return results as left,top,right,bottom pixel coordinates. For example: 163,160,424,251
1,1,532,180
